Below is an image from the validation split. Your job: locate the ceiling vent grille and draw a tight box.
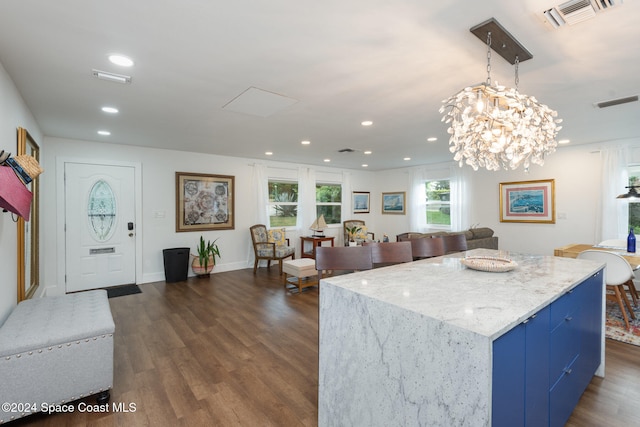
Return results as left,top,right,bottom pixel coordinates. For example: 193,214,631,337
595,95,638,108
543,0,622,28
92,69,132,84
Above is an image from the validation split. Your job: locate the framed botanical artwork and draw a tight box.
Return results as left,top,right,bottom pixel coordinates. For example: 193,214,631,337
382,191,406,215
176,172,235,232
352,191,370,214
499,179,555,223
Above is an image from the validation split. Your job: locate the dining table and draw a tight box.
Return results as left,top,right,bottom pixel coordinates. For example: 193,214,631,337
554,243,640,269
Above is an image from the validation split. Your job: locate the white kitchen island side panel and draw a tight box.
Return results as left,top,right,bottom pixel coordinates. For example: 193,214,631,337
319,282,491,427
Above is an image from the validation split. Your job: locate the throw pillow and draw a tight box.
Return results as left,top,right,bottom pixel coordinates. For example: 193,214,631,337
355,226,368,240
268,228,286,246
470,227,494,239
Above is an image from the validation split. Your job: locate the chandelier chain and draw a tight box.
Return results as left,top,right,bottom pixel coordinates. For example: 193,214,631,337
486,32,492,85
514,55,519,90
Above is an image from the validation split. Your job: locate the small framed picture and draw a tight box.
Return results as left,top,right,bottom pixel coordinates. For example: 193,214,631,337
499,179,555,223
176,172,235,232
352,191,370,214
382,191,406,215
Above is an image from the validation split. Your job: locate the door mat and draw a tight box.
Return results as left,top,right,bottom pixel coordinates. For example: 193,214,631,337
106,284,141,299
605,299,640,346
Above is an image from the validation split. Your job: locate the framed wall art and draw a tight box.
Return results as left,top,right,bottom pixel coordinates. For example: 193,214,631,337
499,179,555,223
382,191,406,215
176,172,235,232
352,191,370,214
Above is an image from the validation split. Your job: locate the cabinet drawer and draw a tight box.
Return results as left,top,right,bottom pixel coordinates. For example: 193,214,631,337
549,306,581,386
550,288,579,331
549,354,582,427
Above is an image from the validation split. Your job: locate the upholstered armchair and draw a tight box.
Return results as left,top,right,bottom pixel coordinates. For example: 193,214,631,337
343,219,375,246
249,224,295,274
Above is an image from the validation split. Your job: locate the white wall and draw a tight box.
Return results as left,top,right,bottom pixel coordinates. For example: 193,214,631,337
0,62,42,323
469,144,602,255
41,137,375,296
3,52,639,320
373,141,639,256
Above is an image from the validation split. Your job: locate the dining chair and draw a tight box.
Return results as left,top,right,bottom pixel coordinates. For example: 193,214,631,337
598,239,627,249
441,233,468,254
407,236,446,260
597,239,640,305
577,249,636,329
315,245,373,279
363,241,413,267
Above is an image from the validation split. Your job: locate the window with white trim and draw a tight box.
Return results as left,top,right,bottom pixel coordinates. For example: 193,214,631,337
268,180,298,227
316,183,342,225
425,179,451,228
628,165,640,233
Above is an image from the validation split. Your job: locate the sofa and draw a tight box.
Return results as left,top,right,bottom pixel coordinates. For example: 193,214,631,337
396,227,498,250
0,290,114,423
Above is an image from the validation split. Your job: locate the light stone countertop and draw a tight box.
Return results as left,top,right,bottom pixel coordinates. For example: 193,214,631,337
320,248,604,339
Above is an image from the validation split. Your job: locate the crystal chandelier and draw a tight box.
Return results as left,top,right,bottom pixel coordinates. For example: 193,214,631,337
440,30,562,171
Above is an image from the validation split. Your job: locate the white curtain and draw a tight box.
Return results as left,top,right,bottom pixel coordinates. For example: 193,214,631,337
252,163,269,225
297,167,316,231
342,171,353,216
408,167,427,232
450,164,470,231
599,146,630,242
250,163,269,267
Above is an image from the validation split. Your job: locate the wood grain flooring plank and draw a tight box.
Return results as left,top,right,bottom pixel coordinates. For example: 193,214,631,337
10,269,640,426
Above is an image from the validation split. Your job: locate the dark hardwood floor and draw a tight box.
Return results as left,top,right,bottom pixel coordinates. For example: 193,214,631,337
10,268,640,426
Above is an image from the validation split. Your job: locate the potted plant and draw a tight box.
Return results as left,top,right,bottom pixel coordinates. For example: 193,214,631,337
346,225,362,246
192,236,221,276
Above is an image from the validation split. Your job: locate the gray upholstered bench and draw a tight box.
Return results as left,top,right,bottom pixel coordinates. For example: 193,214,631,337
0,290,115,423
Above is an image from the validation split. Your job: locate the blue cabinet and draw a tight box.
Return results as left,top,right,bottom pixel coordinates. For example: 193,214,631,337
492,269,603,427
493,306,550,426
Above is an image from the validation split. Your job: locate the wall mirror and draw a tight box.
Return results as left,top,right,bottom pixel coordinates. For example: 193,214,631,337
17,127,39,302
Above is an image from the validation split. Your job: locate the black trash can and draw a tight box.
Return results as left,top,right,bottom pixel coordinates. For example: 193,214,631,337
163,247,190,282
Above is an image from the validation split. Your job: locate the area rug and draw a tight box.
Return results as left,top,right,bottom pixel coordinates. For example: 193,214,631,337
605,299,640,346
106,284,141,299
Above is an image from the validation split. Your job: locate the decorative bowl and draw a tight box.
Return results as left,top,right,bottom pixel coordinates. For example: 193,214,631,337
460,256,517,273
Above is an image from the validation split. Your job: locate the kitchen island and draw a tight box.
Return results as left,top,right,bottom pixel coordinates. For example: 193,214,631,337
318,249,605,427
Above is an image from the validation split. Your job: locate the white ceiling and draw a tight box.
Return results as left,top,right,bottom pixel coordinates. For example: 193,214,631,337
0,0,638,171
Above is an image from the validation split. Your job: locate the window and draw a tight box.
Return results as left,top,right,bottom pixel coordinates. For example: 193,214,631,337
87,179,116,241
628,166,640,233
425,179,450,227
316,183,342,225
268,180,298,227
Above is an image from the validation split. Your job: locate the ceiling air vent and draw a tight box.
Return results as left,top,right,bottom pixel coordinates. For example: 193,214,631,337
92,69,132,84
338,148,356,153
543,0,622,28
595,95,638,109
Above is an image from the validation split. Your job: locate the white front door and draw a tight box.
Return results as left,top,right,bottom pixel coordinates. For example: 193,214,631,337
65,162,136,292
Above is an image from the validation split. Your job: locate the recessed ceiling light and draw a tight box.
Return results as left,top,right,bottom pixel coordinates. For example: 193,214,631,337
403,157,411,161
364,150,372,155
265,151,273,156
558,139,570,145
108,54,134,67
101,106,119,114
427,137,438,142
301,140,311,145
361,120,373,126
362,164,368,168
97,130,111,136
324,159,331,163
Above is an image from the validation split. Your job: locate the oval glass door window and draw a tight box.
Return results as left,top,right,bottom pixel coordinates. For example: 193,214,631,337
88,180,117,241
